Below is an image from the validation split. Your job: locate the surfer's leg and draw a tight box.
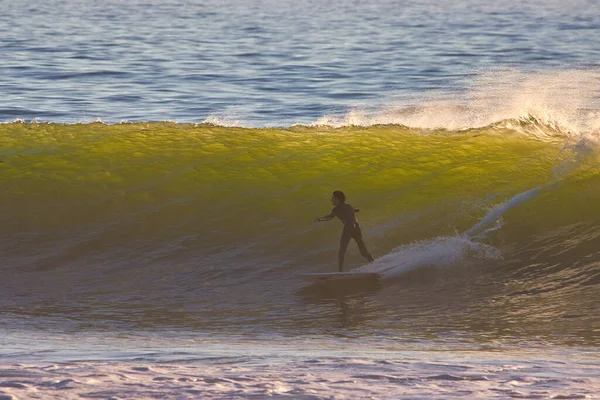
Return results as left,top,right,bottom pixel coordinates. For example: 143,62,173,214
338,231,352,272
353,228,375,263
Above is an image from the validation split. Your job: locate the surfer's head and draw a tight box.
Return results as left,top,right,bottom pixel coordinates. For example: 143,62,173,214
331,190,346,205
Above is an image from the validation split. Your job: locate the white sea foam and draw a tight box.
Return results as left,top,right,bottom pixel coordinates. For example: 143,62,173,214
312,69,600,139
202,110,245,127
465,186,542,239
360,236,502,278
0,350,597,399
360,185,542,278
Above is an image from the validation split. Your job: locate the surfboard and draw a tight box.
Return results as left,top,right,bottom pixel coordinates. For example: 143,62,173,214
296,272,380,283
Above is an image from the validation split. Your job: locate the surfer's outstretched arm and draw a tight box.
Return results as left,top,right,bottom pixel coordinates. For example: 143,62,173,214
314,210,335,222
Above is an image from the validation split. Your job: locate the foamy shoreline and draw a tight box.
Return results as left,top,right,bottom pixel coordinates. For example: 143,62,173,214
0,352,597,399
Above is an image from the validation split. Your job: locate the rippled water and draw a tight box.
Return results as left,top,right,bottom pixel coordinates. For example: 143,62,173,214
2,0,599,125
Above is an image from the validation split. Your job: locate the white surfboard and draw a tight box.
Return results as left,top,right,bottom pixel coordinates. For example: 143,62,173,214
296,272,380,283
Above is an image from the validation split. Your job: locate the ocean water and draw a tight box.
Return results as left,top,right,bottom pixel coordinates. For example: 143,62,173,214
2,0,600,398
2,0,600,125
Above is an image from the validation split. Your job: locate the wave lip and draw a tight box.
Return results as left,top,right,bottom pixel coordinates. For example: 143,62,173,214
310,70,600,141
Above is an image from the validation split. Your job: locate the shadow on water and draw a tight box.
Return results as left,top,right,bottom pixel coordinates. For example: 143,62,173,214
296,277,382,302
295,279,382,331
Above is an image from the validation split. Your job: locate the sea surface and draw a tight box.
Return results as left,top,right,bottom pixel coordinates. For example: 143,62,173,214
2,0,600,398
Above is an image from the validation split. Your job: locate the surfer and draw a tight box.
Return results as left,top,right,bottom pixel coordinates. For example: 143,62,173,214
315,191,375,272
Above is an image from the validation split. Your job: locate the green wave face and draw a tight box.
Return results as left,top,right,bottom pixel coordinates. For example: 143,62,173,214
2,122,600,342
0,122,562,234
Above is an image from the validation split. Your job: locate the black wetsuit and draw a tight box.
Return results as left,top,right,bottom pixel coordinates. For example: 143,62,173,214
330,203,374,271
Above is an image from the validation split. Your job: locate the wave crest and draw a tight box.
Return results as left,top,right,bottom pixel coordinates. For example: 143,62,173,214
311,69,600,142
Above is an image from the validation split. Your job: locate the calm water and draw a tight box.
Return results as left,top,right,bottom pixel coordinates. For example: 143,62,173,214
1,0,599,125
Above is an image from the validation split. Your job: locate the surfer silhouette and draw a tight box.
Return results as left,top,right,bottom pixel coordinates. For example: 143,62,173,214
315,191,375,272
